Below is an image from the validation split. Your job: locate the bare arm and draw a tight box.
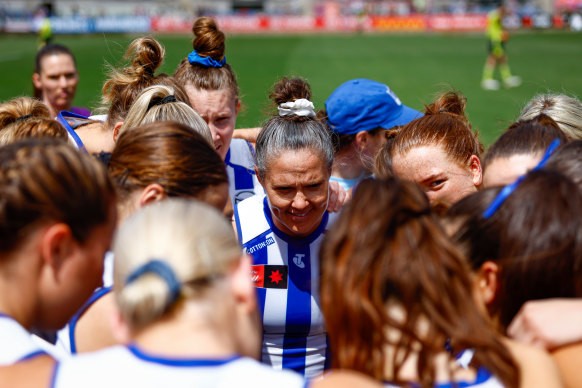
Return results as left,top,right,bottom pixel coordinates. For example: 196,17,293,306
508,299,582,350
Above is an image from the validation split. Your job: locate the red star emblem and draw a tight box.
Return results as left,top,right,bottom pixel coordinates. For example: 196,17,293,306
269,269,283,284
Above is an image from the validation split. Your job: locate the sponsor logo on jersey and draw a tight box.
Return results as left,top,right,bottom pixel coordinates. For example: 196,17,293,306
251,265,288,289
246,236,275,254
292,253,306,268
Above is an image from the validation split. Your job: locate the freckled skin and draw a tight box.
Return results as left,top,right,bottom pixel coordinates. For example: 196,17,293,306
392,145,481,211
483,153,541,188
185,86,237,161
261,149,330,237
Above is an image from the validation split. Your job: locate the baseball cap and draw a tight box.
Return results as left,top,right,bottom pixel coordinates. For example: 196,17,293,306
325,79,422,136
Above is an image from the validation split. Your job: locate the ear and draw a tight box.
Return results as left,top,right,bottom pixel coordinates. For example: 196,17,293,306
138,183,167,208
39,223,74,277
354,131,368,152
468,155,483,188
476,261,499,308
32,72,42,89
254,167,263,187
230,255,256,314
235,99,242,115
112,121,124,142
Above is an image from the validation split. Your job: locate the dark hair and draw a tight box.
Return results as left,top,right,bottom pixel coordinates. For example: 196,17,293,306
33,44,77,99
255,77,333,180
446,169,582,330
320,177,518,386
174,17,240,103
483,114,569,170
108,121,227,202
376,91,483,176
0,138,115,252
544,140,582,192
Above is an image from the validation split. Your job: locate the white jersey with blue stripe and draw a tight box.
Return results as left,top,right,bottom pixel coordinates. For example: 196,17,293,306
51,345,306,388
384,367,503,388
384,349,504,388
0,313,47,365
225,138,263,205
234,194,330,379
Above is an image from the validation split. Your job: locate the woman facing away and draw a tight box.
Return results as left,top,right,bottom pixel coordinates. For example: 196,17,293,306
0,138,117,365
234,77,334,378
0,200,384,388
50,121,230,356
319,177,562,387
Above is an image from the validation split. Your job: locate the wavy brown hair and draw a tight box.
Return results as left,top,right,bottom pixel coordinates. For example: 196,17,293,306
320,177,519,387
375,91,483,179
108,121,227,203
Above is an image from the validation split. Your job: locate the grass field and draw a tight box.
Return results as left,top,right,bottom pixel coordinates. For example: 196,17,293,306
1,30,581,145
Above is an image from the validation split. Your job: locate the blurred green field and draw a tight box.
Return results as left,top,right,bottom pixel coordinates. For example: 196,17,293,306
1,31,581,145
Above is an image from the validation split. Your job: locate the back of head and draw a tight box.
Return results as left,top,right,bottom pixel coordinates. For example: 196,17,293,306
518,93,582,140
379,91,483,165
109,121,227,206
0,138,114,253
446,169,582,330
119,84,212,144
255,77,333,180
174,17,239,101
0,117,68,145
545,140,582,192
101,36,168,128
484,114,568,169
113,198,241,329
0,96,51,129
320,177,517,385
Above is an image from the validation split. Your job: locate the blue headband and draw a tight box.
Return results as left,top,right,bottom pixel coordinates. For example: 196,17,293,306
482,138,561,219
187,50,226,68
125,259,181,305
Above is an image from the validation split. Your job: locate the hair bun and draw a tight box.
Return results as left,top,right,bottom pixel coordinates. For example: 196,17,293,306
192,17,225,60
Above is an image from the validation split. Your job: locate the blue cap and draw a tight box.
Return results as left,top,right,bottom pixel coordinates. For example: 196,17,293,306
325,79,422,135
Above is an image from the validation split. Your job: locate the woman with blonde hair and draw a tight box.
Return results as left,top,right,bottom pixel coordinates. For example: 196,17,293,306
116,84,212,144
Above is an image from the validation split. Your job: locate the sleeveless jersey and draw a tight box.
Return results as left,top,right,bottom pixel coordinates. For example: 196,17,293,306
0,313,47,365
225,139,263,205
384,349,504,388
234,194,330,378
52,345,305,388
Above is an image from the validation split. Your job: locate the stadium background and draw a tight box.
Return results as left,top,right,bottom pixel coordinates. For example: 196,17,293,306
0,0,581,145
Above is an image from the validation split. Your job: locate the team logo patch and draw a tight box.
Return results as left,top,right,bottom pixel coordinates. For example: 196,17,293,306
251,265,288,289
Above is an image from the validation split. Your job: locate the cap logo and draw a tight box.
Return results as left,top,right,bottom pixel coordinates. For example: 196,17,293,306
386,87,402,106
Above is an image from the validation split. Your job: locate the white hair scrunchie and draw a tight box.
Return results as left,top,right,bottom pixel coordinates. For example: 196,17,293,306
278,98,316,118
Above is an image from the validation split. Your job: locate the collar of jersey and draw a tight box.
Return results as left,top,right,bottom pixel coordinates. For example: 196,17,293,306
127,344,240,367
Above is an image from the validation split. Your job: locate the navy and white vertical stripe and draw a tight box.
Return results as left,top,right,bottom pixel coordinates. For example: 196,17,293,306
225,139,263,205
234,195,328,378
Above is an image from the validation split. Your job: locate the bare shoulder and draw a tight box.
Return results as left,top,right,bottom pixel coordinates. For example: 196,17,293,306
504,338,564,388
551,343,582,388
75,291,119,353
0,355,55,388
311,370,382,388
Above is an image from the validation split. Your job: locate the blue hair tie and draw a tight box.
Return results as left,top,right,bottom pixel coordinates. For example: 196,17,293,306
125,259,181,305
187,50,226,68
483,138,561,219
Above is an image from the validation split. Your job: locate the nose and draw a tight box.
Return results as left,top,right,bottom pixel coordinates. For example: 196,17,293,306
58,75,68,88
292,191,309,211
